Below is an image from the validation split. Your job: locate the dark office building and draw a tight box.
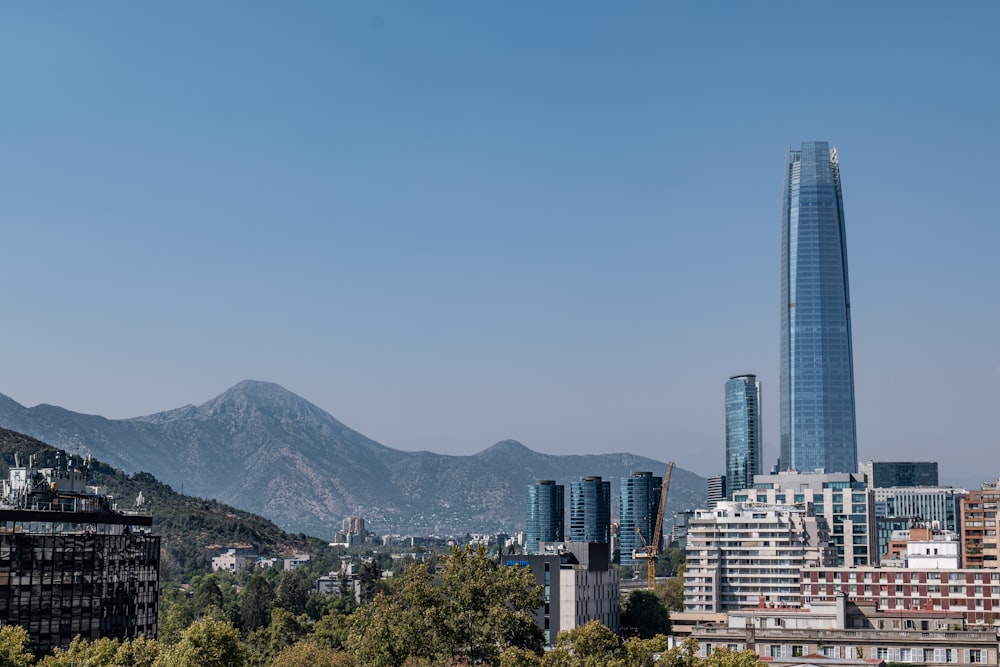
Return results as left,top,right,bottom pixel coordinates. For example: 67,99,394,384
526,480,565,554
0,454,159,655
570,476,611,551
866,461,939,488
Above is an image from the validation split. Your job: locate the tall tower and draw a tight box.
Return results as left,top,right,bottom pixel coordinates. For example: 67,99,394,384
726,374,762,493
570,476,611,548
526,480,565,553
618,471,662,567
780,141,858,473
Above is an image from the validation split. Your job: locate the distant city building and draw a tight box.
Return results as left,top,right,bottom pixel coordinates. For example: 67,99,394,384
706,475,726,509
671,510,696,549
866,461,939,488
526,480,565,554
683,501,835,613
882,525,961,569
284,553,311,571
211,548,258,573
508,542,619,646
871,486,966,561
875,516,922,564
618,472,662,568
961,480,1000,568
780,141,858,474
331,515,369,546
343,517,366,534
747,471,875,566
0,453,159,655
570,477,610,555
725,374,762,494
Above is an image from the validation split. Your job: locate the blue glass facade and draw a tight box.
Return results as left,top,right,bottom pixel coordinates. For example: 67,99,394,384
780,141,858,474
725,374,762,494
526,480,565,554
618,472,662,567
570,476,610,546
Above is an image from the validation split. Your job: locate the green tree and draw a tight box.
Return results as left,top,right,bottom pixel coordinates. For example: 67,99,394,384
312,609,351,651
703,647,760,667
346,562,444,666
0,625,34,667
499,646,544,667
620,590,671,638
271,641,356,667
659,639,701,667
437,546,545,664
274,570,312,616
621,635,670,667
192,576,225,615
158,617,246,667
159,596,196,645
554,621,620,666
347,546,544,666
38,636,121,667
240,574,275,631
357,560,382,603
659,565,686,613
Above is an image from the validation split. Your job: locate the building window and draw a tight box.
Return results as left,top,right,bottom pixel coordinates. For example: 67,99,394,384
769,646,781,658
876,648,888,660
968,650,983,663
900,648,912,663
792,646,804,657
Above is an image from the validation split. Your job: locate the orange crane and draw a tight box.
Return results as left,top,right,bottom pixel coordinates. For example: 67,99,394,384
634,461,674,590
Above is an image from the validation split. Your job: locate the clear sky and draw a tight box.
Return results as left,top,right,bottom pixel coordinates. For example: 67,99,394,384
1,2,997,488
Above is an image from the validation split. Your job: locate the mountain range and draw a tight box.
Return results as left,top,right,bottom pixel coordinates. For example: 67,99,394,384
0,380,707,537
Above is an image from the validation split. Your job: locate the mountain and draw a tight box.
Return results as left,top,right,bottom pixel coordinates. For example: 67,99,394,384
0,428,324,577
0,381,707,536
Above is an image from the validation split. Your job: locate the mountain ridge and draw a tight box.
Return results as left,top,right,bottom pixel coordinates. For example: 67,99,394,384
0,380,707,536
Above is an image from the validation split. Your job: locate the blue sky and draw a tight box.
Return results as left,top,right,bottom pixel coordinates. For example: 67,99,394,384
1,2,997,487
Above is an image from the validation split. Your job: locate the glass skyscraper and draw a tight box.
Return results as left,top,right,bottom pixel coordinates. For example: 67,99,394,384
725,374,762,494
525,480,565,554
618,471,662,567
780,141,858,474
570,476,610,547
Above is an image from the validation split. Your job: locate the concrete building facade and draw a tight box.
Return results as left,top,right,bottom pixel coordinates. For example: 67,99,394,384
683,501,835,613
744,471,876,566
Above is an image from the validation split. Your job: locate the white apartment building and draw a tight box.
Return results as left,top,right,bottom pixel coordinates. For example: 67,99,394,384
683,501,835,613
743,471,876,566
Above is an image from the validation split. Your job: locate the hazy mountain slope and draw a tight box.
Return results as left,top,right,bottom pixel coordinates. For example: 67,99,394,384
0,381,707,536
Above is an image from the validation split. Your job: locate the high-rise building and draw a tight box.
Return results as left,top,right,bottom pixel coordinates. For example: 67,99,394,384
780,141,858,474
706,475,726,509
570,476,610,550
526,480,565,554
960,480,1000,568
865,461,939,488
683,501,835,612
726,374,762,493
745,470,875,566
618,472,662,568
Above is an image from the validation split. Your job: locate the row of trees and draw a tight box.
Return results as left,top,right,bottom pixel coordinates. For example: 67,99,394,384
0,545,712,667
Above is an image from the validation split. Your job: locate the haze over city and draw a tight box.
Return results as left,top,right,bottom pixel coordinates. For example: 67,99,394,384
2,3,997,488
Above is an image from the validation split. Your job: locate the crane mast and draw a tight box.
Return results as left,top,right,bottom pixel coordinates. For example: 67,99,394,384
634,461,674,590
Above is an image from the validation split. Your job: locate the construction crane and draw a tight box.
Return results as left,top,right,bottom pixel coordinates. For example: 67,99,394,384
634,461,674,590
